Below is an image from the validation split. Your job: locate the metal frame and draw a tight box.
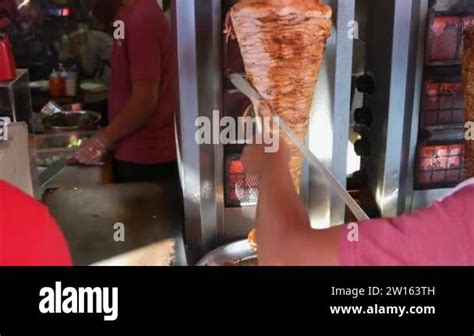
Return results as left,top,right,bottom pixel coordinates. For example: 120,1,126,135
307,0,356,228
0,69,32,123
174,0,357,251
365,0,468,215
404,0,451,212
406,0,470,211
174,0,222,251
365,0,426,217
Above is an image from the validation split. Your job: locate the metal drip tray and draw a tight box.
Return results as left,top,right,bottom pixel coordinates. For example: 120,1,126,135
197,240,257,266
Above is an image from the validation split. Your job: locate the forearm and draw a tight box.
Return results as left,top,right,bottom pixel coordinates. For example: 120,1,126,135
255,154,341,266
256,159,312,265
102,93,158,145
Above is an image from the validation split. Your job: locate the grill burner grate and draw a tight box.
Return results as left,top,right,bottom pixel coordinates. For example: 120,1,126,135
225,154,259,207
422,81,465,128
427,15,474,65
416,143,465,189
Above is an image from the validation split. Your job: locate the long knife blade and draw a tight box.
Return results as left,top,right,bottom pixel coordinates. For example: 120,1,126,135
229,73,369,222
229,73,262,101
39,159,68,187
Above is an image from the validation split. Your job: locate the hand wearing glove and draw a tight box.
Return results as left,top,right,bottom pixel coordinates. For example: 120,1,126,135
74,133,110,166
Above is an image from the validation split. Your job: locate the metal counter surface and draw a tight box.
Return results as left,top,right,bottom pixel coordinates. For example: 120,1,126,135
42,182,186,266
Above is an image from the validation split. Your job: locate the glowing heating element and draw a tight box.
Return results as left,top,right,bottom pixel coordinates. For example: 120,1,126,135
416,143,465,189
422,82,464,128
225,155,259,207
427,15,474,65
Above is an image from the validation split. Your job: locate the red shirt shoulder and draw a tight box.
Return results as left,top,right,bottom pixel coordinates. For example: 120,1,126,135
0,180,72,266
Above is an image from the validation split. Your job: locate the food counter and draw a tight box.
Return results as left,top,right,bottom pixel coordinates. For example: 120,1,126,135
42,182,186,266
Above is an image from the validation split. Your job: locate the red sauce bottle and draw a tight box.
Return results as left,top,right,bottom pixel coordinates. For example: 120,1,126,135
49,70,62,97
0,34,16,81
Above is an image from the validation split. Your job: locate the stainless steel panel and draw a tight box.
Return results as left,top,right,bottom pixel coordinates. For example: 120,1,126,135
411,188,452,211
211,0,226,249
0,70,32,123
307,0,355,228
43,183,185,266
403,0,431,214
173,0,201,248
365,0,424,217
175,0,357,250
174,0,222,250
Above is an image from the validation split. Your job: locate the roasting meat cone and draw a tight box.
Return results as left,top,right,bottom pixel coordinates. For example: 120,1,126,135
227,1,332,254
229,0,332,192
463,27,474,179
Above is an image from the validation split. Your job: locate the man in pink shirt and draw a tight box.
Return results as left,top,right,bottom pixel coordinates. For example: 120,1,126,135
242,139,474,266
76,0,178,183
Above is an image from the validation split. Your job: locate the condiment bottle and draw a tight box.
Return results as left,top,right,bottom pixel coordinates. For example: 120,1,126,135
0,34,16,81
59,64,67,96
49,70,62,97
65,71,76,97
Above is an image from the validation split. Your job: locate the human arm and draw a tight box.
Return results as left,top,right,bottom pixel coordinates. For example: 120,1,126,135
74,79,159,165
241,139,341,266
76,10,162,164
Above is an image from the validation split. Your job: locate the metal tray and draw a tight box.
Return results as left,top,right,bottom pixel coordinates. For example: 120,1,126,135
197,240,257,266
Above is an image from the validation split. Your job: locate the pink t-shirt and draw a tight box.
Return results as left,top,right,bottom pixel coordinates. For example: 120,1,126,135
339,180,474,266
109,0,177,164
